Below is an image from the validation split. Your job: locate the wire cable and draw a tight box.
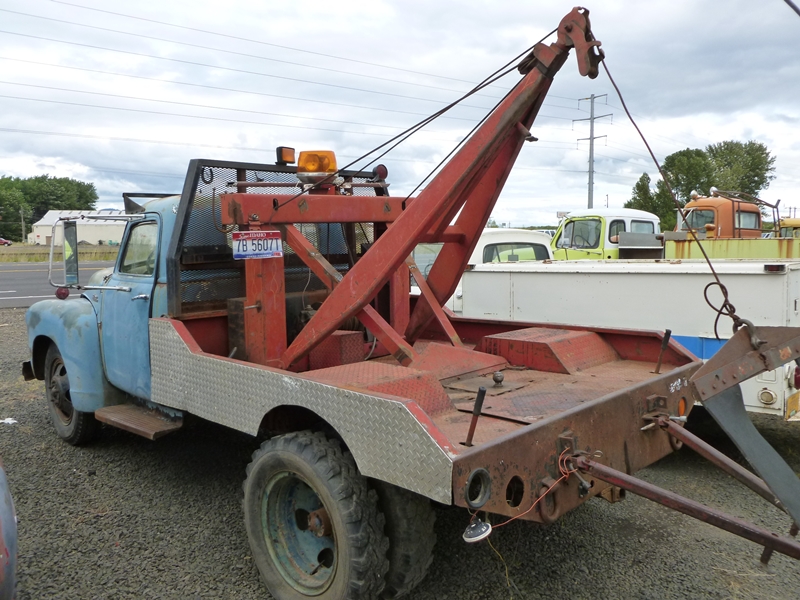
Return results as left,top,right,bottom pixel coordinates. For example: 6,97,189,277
0,29,498,111
44,0,581,102
601,60,753,342
0,56,485,121
266,33,553,217
0,7,508,101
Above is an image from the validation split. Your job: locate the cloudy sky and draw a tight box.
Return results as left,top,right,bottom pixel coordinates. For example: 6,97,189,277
1,0,799,226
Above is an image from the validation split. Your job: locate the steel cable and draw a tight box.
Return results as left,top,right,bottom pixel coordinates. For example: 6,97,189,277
600,60,761,346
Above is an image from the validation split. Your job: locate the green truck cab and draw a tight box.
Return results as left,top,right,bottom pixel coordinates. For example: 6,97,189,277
551,208,662,260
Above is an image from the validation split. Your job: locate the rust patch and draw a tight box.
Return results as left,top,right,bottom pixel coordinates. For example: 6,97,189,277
226,196,244,224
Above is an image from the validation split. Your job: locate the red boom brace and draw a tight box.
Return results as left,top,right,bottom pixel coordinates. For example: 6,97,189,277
219,8,602,371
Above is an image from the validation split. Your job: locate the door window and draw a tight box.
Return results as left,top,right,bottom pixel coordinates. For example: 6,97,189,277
119,222,158,276
608,220,625,242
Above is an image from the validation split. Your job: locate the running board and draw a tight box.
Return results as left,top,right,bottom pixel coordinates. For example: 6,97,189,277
95,404,183,440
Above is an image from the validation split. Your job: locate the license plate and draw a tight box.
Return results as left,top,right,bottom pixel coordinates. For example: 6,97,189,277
232,231,283,259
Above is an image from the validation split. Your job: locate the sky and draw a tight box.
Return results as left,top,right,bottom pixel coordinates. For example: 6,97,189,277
0,0,799,226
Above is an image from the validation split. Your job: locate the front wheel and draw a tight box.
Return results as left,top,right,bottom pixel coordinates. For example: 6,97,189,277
243,431,389,599
44,344,98,445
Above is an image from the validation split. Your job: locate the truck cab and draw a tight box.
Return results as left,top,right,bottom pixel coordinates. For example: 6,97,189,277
550,208,661,260
676,195,762,239
412,228,553,312
779,218,800,239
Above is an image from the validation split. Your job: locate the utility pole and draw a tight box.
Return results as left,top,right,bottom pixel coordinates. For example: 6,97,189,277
575,94,611,209
20,207,25,243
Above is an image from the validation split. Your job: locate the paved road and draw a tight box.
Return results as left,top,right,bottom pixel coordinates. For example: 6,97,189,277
0,261,115,308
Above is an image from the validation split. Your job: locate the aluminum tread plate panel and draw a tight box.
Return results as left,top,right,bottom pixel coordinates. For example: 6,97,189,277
149,319,453,503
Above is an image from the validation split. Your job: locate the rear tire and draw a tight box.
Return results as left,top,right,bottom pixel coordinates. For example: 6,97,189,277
44,344,98,445
373,481,436,599
243,431,389,599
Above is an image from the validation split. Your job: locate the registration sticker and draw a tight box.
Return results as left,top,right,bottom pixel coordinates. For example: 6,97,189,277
232,231,283,259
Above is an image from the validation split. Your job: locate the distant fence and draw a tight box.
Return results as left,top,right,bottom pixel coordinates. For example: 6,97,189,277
0,244,120,263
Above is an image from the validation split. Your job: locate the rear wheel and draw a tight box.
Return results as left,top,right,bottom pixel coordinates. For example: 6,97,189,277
243,431,389,599
373,481,436,599
44,345,98,445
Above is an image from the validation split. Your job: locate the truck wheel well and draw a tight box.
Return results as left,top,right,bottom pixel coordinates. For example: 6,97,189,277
31,336,53,380
258,405,348,450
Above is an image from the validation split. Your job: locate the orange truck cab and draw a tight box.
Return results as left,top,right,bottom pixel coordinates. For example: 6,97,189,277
676,194,762,239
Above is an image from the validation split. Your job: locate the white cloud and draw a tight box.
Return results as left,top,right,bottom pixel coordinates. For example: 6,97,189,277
0,0,798,223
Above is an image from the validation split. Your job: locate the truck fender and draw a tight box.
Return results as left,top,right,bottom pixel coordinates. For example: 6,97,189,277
26,298,125,413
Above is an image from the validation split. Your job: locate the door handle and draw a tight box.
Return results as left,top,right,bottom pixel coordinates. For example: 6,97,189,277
131,294,150,301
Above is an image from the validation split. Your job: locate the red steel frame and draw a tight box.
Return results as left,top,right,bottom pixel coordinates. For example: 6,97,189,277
219,8,603,370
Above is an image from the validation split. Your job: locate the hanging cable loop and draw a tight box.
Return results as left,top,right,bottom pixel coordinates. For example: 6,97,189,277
601,59,766,351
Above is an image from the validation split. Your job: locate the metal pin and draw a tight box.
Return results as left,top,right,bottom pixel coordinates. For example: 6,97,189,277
464,387,487,447
653,328,672,374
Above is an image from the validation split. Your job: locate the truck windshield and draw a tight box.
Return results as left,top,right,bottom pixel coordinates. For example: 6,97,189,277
681,210,714,230
557,219,601,249
483,243,549,262
780,227,800,238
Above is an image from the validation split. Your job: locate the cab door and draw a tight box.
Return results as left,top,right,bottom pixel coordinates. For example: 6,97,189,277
100,218,160,399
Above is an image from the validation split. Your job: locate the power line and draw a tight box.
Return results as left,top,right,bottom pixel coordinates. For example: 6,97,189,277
43,0,580,104
0,80,579,133
0,94,459,139
0,29,497,110
0,56,477,121
0,8,510,102
0,126,273,152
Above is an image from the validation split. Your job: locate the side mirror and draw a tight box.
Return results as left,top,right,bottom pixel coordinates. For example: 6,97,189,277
63,220,79,286
49,217,81,289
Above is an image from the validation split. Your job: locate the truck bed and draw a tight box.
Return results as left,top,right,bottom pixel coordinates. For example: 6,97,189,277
149,315,698,522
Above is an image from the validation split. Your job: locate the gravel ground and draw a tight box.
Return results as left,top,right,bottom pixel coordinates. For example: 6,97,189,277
1,305,799,599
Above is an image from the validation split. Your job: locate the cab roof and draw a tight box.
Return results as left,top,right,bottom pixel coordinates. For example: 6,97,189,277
560,208,659,221
685,197,761,212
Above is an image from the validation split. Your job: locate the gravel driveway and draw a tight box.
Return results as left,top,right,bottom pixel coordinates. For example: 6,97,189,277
1,306,799,599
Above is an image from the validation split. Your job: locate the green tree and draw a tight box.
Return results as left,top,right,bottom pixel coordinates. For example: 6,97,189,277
0,186,31,242
706,140,776,196
660,148,714,203
624,174,679,230
17,175,98,222
0,175,98,241
626,140,776,231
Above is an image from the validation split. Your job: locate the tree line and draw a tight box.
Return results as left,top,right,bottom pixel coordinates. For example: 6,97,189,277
624,140,776,230
0,175,97,242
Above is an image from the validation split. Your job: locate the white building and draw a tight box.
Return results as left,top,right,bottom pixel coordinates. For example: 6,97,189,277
28,210,127,246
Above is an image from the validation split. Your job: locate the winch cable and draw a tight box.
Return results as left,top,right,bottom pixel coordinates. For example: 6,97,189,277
600,60,761,348
266,28,558,216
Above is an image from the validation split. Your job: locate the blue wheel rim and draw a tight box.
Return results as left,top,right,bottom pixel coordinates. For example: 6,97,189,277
263,471,336,595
